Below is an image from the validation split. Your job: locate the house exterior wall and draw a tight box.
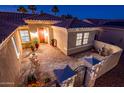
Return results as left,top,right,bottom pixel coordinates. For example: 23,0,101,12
20,24,98,56
18,25,33,49
97,27,124,50
15,30,23,55
0,30,22,86
29,24,53,44
28,24,41,44
67,29,96,55
19,24,97,56
51,27,97,55
18,24,53,48
52,26,68,55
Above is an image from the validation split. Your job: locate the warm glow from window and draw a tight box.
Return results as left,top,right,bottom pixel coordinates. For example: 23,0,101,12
83,32,89,45
20,30,30,43
76,33,82,46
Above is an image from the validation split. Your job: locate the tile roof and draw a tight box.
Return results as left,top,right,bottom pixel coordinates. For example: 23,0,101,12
85,18,109,25
24,13,63,21
102,21,124,28
0,12,33,26
0,12,96,44
86,18,124,28
0,12,64,44
54,18,95,28
1,11,124,44
0,12,33,43
68,19,95,28
0,21,19,43
53,19,74,28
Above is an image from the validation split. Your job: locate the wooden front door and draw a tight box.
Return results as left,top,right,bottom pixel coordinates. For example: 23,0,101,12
38,28,45,43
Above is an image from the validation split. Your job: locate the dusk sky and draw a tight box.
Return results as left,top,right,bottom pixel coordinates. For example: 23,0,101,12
0,5,124,19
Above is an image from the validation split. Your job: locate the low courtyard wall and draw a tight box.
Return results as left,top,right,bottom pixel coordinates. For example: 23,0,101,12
94,40,123,78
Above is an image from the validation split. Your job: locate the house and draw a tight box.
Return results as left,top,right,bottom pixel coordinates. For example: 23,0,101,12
0,12,99,86
0,12,122,86
0,12,99,55
23,14,100,55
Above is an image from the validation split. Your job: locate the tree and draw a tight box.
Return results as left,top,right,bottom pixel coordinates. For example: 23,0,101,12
51,5,59,15
28,5,37,14
17,6,28,13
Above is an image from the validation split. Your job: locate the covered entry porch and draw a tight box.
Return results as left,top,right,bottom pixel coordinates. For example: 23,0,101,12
19,24,54,49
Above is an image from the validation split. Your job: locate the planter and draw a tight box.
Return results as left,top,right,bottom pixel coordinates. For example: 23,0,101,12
31,45,35,52
35,43,39,49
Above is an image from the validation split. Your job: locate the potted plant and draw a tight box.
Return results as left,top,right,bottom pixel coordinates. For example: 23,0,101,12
34,39,39,50
30,45,35,52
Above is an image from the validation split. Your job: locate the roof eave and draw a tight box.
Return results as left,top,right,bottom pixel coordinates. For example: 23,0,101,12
24,19,61,25
67,27,102,32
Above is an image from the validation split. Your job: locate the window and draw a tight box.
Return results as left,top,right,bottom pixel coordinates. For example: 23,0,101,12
83,32,89,45
20,30,30,43
76,33,82,46
11,37,20,59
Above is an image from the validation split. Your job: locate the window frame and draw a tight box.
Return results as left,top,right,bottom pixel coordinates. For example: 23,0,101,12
76,33,83,46
19,30,30,43
83,32,90,45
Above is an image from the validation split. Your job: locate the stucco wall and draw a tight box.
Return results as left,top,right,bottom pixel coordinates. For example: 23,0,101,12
94,40,123,78
0,30,21,86
28,24,53,44
97,28,124,50
28,24,42,43
67,30,96,55
52,26,68,55
15,30,23,56
27,24,97,56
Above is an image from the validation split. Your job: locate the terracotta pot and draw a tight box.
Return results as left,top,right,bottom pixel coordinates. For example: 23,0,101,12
35,43,39,49
31,46,35,51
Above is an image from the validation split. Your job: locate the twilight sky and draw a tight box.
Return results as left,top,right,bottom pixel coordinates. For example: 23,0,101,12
0,5,124,19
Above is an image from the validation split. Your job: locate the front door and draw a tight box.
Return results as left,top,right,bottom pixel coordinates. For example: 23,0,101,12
38,28,45,43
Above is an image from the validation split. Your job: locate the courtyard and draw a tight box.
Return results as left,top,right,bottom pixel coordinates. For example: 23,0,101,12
19,44,87,86
17,43,123,87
